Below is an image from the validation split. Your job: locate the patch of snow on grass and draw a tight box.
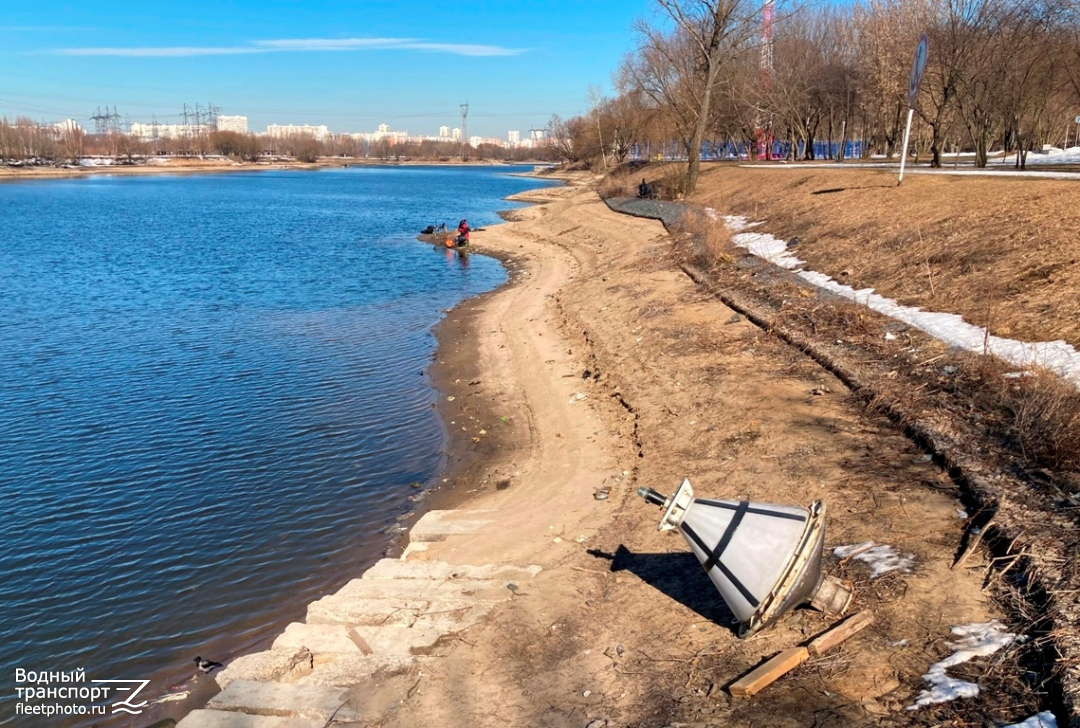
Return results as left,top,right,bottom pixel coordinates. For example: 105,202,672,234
833,541,914,578
1004,712,1057,728
906,621,1026,710
711,212,1080,386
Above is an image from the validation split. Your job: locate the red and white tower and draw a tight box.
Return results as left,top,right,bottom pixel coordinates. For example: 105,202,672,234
761,0,775,76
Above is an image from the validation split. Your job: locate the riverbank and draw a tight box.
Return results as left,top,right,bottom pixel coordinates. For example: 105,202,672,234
0,156,547,180
348,179,1012,728
177,168,1059,726
0,157,325,179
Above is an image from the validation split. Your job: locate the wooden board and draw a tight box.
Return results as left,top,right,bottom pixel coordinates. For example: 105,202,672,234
729,647,810,697
807,610,875,656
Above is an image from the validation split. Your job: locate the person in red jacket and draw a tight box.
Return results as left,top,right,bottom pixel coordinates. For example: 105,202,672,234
456,218,471,246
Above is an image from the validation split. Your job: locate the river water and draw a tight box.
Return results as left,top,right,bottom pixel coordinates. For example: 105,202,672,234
0,165,554,725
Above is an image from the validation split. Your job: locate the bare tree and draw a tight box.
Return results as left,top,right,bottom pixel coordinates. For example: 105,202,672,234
1001,0,1069,169
628,0,766,193
950,0,1014,167
548,113,595,163
853,0,929,157
917,0,968,167
598,78,656,164
596,0,1080,176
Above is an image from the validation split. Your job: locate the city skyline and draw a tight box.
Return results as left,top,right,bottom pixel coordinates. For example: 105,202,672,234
77,112,532,150
0,0,653,138
88,109,534,145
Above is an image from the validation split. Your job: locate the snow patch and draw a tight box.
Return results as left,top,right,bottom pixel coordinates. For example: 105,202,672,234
833,541,914,578
708,211,1080,386
907,621,1026,710
1004,711,1058,728
739,154,1080,180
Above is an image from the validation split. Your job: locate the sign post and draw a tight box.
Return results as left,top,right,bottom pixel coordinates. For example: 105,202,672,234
899,34,929,186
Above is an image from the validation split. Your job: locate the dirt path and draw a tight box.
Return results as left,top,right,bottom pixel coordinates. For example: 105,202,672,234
357,180,1034,727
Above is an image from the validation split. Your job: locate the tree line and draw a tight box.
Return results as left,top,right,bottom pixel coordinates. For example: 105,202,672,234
551,0,1080,193
0,121,558,165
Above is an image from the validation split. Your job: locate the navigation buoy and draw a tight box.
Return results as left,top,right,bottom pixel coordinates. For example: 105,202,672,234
638,479,851,637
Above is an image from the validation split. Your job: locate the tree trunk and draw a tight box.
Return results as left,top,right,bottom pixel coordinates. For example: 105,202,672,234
683,58,721,194
972,126,989,168
929,121,943,168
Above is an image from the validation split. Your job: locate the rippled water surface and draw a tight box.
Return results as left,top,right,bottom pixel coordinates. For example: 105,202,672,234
0,165,553,724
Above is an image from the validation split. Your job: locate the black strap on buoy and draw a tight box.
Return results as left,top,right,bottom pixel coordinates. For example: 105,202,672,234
695,499,807,522
680,503,761,609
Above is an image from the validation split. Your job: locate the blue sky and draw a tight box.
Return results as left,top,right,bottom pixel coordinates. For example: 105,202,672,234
0,0,653,139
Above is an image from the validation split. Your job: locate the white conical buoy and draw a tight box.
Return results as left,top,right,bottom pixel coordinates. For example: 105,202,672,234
639,479,851,637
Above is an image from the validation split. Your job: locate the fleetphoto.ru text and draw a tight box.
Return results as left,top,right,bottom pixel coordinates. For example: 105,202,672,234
15,668,150,718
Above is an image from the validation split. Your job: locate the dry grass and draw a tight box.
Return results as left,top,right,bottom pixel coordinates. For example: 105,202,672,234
596,169,636,199
785,299,890,344
678,162,1080,487
655,162,690,199
690,164,1080,348
800,298,1080,479
689,236,1080,487
953,356,1080,475
616,160,1080,484
671,209,735,270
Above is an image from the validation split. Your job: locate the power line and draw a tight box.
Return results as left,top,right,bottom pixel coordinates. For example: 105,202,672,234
89,105,121,134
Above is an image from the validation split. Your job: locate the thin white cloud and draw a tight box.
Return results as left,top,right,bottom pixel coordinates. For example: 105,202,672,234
59,46,264,57
253,38,416,50
1,26,94,32
54,37,525,58
398,42,524,57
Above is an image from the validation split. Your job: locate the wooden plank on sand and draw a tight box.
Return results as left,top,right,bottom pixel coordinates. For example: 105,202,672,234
729,647,810,697
807,610,875,656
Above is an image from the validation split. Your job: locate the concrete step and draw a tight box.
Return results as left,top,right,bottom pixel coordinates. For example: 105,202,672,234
335,575,511,601
206,680,357,723
306,594,494,629
361,558,542,582
272,622,448,657
214,648,313,690
295,654,420,688
175,709,321,728
305,596,429,627
407,510,494,542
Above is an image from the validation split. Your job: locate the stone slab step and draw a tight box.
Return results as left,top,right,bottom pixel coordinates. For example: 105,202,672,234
295,654,420,688
335,576,511,601
408,510,493,542
362,558,542,582
306,594,494,629
207,680,357,723
175,709,321,728
272,622,448,657
305,596,430,627
214,648,312,690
